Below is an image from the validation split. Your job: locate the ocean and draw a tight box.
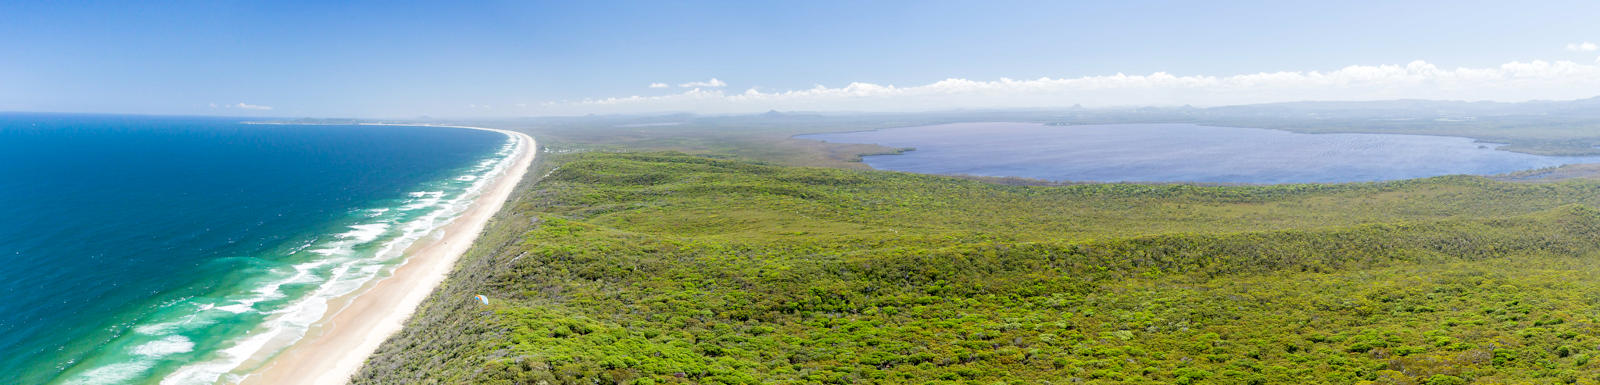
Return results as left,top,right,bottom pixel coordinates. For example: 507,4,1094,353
0,114,516,384
798,122,1600,184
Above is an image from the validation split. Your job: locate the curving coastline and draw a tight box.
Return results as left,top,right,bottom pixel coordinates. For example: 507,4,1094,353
231,126,535,385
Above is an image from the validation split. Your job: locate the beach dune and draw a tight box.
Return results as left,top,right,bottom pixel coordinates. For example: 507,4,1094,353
237,128,535,385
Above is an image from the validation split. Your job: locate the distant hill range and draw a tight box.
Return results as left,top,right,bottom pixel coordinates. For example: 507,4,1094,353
258,95,1600,156
1203,96,1600,120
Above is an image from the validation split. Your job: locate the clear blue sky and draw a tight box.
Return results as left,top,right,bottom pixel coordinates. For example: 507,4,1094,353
3,0,1599,117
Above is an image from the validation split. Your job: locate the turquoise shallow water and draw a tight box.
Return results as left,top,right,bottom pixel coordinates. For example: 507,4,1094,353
0,114,513,384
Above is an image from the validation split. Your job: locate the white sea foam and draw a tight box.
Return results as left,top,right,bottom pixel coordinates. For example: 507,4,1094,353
150,131,523,385
285,240,315,255
65,363,148,385
310,222,392,256
340,223,389,242
133,305,218,336
400,191,444,211
64,335,196,384
61,131,523,385
133,336,195,357
134,321,181,335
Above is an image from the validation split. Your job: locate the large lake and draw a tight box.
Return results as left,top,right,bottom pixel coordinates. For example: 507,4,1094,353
797,122,1600,184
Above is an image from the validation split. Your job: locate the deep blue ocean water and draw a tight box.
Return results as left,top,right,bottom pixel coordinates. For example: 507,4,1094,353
799,122,1600,184
0,114,513,384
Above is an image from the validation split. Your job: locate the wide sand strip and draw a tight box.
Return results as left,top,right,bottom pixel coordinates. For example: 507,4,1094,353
238,127,535,385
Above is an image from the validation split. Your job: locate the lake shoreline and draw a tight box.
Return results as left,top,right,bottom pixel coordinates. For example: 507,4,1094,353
796,122,1600,184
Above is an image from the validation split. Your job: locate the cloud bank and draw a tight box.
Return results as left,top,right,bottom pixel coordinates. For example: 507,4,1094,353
1567,42,1598,52
211,102,274,111
678,78,727,88
542,60,1600,115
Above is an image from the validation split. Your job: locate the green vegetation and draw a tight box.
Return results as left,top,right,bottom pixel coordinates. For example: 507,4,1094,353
1048,98,1600,156
357,151,1600,384
486,96,1600,160
485,114,931,169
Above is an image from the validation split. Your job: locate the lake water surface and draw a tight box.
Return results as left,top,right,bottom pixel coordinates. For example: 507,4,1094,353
798,122,1600,184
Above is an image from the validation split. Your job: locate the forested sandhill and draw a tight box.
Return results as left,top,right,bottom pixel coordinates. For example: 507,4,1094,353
355,152,1600,384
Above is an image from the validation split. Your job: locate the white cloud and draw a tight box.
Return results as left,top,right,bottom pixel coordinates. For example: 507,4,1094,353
1567,42,1598,52
648,82,670,88
678,78,727,88
212,102,272,110
533,59,1600,115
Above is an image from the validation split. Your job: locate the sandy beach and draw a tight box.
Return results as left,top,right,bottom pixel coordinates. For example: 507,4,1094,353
236,127,535,385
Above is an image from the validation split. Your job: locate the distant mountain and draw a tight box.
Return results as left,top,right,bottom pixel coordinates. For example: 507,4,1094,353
1204,96,1600,119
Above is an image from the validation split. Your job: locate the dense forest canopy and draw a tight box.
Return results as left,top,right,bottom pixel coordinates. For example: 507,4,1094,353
356,150,1600,384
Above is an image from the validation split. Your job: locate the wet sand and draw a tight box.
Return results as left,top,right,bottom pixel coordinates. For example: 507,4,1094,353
236,127,534,385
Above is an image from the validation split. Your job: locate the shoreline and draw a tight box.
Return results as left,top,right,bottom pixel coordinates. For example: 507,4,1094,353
234,126,535,384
